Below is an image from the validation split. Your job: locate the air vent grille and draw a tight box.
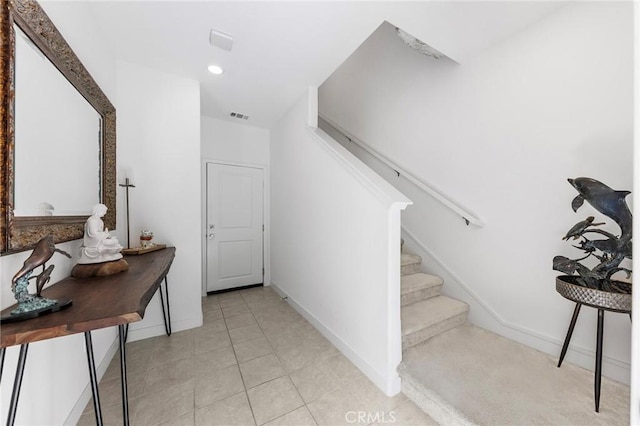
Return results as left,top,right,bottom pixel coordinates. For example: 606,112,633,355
230,112,250,120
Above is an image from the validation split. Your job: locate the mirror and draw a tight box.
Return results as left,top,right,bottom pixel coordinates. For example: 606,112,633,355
13,24,101,216
0,0,116,254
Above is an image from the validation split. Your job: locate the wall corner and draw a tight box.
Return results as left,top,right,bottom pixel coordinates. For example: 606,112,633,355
307,86,318,128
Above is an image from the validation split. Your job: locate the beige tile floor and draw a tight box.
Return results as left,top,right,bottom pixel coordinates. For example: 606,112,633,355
78,286,436,426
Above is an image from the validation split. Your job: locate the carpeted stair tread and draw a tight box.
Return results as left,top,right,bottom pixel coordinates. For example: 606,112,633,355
402,296,468,335
401,296,468,349
398,324,630,426
401,253,422,276
401,273,443,306
401,253,422,266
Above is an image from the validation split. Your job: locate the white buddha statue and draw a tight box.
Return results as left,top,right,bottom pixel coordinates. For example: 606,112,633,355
78,203,123,264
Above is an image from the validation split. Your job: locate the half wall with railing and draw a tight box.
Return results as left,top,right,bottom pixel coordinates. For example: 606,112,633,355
270,88,411,395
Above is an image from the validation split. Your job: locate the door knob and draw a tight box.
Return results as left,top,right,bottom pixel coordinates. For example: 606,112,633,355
208,233,215,240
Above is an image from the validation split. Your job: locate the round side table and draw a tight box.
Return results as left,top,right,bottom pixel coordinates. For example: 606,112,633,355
555,275,631,413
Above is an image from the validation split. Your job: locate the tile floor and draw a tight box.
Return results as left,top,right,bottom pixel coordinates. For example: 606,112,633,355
78,286,436,425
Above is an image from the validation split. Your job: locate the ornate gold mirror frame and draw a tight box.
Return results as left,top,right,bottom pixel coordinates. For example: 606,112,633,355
0,0,116,254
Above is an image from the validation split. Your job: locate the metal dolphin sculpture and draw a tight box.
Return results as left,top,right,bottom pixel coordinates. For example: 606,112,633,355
553,178,632,290
35,264,56,297
568,177,632,239
11,235,71,289
562,216,604,241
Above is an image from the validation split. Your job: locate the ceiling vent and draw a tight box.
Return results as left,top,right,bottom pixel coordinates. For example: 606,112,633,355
230,112,249,120
210,29,233,51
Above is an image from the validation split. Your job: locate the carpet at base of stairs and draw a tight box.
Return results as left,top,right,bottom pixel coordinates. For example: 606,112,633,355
398,324,630,426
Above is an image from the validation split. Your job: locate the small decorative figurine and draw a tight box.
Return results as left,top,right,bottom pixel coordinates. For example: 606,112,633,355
553,177,632,292
1,235,73,323
71,204,129,278
140,230,154,248
78,203,124,264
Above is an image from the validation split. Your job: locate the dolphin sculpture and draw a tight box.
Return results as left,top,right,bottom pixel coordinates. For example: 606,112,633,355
554,178,633,289
11,235,71,289
553,255,591,277
568,177,632,239
574,237,619,257
35,264,55,297
562,216,604,240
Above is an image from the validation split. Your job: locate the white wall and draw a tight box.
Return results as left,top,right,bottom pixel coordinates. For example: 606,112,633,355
319,3,633,384
270,90,410,395
201,116,269,165
0,2,118,424
117,60,203,341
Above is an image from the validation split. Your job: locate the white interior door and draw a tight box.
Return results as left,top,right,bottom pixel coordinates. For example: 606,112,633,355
206,163,264,292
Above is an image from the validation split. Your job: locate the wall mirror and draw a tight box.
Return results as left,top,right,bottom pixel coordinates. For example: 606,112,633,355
0,0,116,254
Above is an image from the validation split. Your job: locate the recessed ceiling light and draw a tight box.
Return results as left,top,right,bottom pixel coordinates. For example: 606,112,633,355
208,64,223,75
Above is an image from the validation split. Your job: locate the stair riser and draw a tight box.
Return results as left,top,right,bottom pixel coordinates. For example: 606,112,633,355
401,263,421,276
402,312,467,350
400,373,473,426
401,285,442,306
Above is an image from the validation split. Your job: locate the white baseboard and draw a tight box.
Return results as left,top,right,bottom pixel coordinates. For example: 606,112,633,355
64,336,119,426
270,282,401,396
401,227,631,385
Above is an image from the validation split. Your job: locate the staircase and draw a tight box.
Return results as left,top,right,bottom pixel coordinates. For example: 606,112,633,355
398,251,630,425
401,253,468,350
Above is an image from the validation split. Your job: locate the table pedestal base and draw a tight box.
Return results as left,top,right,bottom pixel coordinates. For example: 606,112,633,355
1,299,72,324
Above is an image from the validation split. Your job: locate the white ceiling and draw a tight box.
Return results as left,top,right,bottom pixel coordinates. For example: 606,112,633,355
84,1,566,128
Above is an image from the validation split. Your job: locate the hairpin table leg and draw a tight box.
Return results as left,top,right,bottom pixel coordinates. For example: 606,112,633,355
118,325,130,426
84,332,103,426
7,344,29,426
594,309,604,413
0,347,6,384
557,303,581,368
159,276,172,336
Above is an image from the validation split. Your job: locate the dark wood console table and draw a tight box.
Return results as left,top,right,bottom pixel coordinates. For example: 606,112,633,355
0,247,176,426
